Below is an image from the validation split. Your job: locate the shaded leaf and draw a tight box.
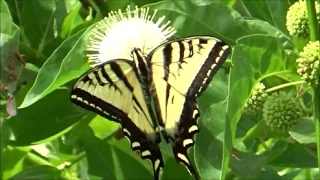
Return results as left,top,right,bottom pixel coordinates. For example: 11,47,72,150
195,102,226,179
19,28,89,108
84,135,152,179
9,165,61,180
290,117,316,144
8,89,87,145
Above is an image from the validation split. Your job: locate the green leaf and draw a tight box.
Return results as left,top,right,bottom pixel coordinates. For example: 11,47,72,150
290,117,316,144
241,0,291,36
89,116,120,139
9,165,61,180
235,118,266,143
268,143,317,168
230,150,266,178
161,158,193,180
224,35,289,179
195,102,226,179
19,1,66,54
198,68,229,110
7,89,87,145
84,135,152,179
60,2,85,39
147,1,291,45
1,146,30,180
19,28,89,109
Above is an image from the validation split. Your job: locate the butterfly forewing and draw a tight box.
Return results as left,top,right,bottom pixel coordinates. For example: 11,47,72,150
150,36,231,98
70,59,164,178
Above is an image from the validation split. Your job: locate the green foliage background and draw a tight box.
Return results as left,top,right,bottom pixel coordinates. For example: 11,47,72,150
1,0,319,179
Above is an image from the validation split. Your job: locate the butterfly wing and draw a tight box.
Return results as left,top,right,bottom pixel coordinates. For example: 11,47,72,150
149,36,231,174
70,59,164,178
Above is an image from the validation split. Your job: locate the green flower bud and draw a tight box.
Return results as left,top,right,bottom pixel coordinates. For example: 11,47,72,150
296,41,320,85
263,92,302,133
286,0,320,38
244,82,268,116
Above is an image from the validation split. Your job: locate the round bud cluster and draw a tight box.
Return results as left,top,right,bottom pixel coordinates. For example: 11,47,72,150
244,82,268,116
296,41,320,85
286,0,320,38
263,91,302,132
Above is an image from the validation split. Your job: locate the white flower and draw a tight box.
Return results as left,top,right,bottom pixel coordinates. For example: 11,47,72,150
86,6,176,67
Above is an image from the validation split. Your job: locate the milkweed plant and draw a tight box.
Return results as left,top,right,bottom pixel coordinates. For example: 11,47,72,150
1,0,319,179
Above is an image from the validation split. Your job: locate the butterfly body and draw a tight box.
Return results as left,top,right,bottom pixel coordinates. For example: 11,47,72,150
71,36,231,179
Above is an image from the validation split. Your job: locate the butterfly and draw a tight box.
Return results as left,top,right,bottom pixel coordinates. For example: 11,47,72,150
70,36,231,179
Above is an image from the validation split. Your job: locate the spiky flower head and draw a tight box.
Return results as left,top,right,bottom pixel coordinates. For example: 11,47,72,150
86,6,176,67
296,41,320,85
244,82,268,116
263,91,302,133
286,0,320,38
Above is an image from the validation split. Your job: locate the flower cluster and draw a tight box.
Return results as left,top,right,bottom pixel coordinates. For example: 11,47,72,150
286,0,320,38
296,41,320,85
86,6,176,67
244,82,268,116
263,91,302,132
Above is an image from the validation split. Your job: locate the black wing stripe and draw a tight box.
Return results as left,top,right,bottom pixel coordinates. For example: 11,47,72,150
110,62,134,92
187,40,231,98
93,71,104,85
71,88,124,122
100,64,118,89
162,43,173,115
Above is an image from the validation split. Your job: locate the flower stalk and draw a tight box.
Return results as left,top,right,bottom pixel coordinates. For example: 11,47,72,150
306,0,320,41
306,0,320,171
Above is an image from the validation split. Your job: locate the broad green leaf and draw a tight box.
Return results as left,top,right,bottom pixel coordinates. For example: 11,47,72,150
89,116,119,139
230,149,266,178
241,0,291,36
290,117,316,144
255,167,282,179
19,0,66,55
7,89,87,145
19,28,89,109
195,102,226,179
268,143,317,168
224,35,289,179
147,1,291,46
1,146,30,180
161,158,192,180
9,165,61,180
198,68,229,110
60,2,85,39
84,135,152,179
235,119,266,143
64,0,79,13
264,140,288,164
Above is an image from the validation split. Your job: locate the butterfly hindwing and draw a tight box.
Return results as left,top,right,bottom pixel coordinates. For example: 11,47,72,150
148,36,231,175
70,59,164,178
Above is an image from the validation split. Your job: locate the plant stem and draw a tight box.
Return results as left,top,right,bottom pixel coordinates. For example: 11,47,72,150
88,0,102,16
265,80,306,93
26,152,52,166
313,86,320,172
306,0,320,41
306,0,320,172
